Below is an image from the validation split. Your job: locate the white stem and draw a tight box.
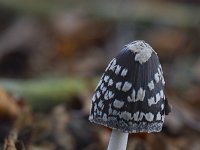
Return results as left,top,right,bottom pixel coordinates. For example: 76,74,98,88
107,129,129,150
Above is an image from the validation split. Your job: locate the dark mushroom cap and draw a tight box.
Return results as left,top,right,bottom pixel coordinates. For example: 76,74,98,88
89,40,168,133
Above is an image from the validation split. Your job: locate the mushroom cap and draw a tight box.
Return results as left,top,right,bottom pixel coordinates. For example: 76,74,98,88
89,40,168,133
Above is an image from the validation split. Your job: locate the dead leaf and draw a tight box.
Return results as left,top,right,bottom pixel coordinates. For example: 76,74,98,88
0,88,20,119
3,136,17,150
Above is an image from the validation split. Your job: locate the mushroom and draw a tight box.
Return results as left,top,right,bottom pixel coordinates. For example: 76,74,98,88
89,40,171,150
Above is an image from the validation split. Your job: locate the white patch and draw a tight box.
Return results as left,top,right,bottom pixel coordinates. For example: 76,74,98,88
104,91,109,100
136,88,146,101
126,41,153,64
133,111,140,121
148,97,155,106
94,103,97,112
122,82,132,92
105,58,115,71
89,115,93,120
104,75,109,82
98,100,103,108
100,73,105,80
161,104,164,110
120,111,133,121
112,58,117,65
103,113,107,121
128,89,136,102
160,90,164,99
145,112,154,122
92,95,96,102
162,78,165,85
158,68,161,76
99,110,102,116
148,80,154,91
127,96,132,102
156,112,161,120
159,64,163,73
116,82,122,90
121,69,128,77
108,79,114,86
96,91,100,98
104,90,114,100
154,73,159,83
157,66,166,85
105,63,111,72
102,87,107,93
105,65,110,72
148,94,161,106
113,99,124,109
113,110,119,116
115,65,121,75
109,59,117,71
161,115,165,122
138,112,145,121
135,52,152,64
156,93,160,103
100,83,104,90
108,91,114,99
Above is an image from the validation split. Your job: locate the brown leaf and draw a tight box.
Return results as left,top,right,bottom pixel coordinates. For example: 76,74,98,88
3,136,17,150
0,88,20,119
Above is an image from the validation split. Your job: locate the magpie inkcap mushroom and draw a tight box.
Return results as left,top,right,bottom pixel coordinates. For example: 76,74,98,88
89,40,170,133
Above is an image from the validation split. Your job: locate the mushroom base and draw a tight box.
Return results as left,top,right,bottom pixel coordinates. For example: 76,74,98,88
89,116,163,133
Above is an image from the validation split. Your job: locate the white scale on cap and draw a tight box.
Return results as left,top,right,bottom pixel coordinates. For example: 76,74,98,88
126,40,154,64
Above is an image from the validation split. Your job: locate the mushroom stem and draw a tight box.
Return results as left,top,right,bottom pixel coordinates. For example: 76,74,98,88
107,129,129,150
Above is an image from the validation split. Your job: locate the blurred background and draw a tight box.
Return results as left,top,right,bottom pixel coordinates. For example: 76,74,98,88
0,0,200,150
